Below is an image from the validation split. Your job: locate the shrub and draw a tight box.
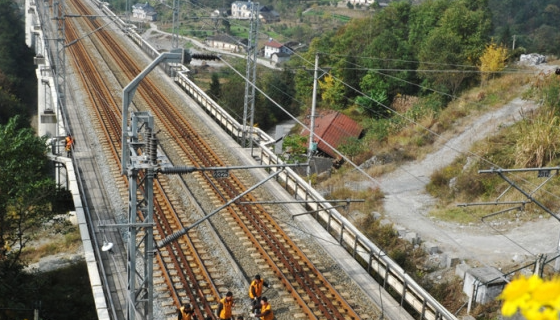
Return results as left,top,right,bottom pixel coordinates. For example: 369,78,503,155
514,113,560,167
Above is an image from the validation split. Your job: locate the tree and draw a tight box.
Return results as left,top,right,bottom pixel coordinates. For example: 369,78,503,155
417,0,492,95
479,42,509,83
259,68,299,127
319,73,346,110
408,0,450,56
0,117,64,267
221,19,231,34
418,28,468,95
217,65,246,122
0,0,37,122
355,73,390,118
207,73,221,101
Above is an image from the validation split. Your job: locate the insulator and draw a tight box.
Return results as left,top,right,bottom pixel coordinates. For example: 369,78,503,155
191,53,219,60
145,130,153,159
149,134,158,165
159,166,198,175
157,228,187,248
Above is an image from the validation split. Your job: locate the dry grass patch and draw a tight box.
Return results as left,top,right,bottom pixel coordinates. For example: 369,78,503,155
21,225,82,264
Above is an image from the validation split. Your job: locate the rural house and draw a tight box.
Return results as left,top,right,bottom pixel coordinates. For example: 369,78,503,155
231,1,279,22
205,34,247,53
301,111,363,158
263,39,291,59
132,2,157,21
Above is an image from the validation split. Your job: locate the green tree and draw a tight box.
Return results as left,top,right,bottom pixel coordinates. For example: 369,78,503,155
0,0,37,121
0,71,23,124
218,65,246,122
207,73,222,101
0,117,64,267
283,134,308,163
417,0,492,95
221,19,231,34
418,28,468,95
355,73,390,118
259,68,299,127
408,0,451,56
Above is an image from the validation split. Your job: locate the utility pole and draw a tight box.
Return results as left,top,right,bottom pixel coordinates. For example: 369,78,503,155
306,53,319,183
121,52,182,320
171,0,179,48
242,1,259,149
461,166,560,272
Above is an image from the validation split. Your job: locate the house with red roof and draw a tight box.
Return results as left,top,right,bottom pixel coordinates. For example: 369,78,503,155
263,39,292,59
301,111,363,158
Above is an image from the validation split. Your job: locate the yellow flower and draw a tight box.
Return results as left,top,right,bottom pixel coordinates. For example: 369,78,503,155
521,303,557,320
532,278,560,307
499,275,560,320
499,275,543,316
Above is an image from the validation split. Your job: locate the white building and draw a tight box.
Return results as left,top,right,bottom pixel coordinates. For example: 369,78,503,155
231,1,279,22
205,35,247,53
231,1,254,19
263,39,291,59
132,2,157,21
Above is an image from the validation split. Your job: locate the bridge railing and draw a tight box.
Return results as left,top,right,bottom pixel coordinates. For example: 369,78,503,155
172,73,457,320
103,7,458,320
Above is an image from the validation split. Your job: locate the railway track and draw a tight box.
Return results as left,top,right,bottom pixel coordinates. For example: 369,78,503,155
59,0,370,318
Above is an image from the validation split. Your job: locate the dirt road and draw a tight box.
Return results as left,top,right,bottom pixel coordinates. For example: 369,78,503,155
372,66,560,269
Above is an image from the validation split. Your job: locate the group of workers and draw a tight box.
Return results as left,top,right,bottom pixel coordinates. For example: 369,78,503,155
178,274,274,320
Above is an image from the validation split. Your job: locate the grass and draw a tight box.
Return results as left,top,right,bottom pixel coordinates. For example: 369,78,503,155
21,223,82,264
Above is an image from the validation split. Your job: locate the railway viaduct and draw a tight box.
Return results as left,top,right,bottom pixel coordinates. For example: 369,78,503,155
23,0,459,319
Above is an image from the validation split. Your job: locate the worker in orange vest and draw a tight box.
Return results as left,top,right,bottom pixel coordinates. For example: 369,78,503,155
178,303,197,320
65,134,75,157
251,296,273,320
217,291,234,320
248,275,270,314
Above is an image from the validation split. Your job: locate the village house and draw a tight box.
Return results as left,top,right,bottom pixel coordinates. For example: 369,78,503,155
210,8,229,19
231,1,253,19
205,34,247,53
300,111,363,159
347,0,375,5
231,1,280,23
132,2,157,21
263,39,291,59
270,52,291,65
258,6,280,23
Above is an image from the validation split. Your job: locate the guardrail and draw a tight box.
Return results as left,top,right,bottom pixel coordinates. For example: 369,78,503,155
173,69,457,320
93,3,458,319
27,1,114,319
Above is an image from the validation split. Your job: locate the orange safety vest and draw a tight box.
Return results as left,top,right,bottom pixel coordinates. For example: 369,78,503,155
179,306,193,320
249,279,264,299
259,302,273,320
65,136,74,150
218,297,233,319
